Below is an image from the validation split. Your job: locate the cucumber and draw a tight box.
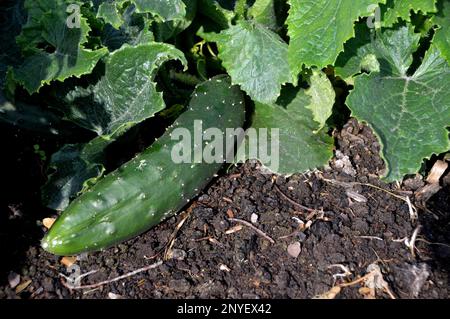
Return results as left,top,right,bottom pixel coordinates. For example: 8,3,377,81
42,76,245,255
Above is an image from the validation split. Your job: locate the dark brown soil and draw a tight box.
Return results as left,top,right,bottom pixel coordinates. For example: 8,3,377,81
1,118,449,299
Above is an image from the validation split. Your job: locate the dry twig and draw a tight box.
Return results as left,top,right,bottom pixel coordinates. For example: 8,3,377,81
356,236,384,241
274,184,317,213
60,261,163,290
164,209,193,260
227,218,275,244
392,225,421,257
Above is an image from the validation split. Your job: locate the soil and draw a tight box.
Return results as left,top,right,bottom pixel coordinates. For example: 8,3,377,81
1,118,449,299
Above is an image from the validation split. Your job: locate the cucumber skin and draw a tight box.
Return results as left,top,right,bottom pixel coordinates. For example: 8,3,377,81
42,76,245,255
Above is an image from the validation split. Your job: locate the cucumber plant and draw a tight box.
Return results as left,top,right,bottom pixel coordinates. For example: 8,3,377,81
0,0,448,255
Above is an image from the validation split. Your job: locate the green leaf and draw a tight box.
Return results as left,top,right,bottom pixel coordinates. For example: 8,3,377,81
130,0,186,21
0,0,26,89
64,43,187,136
434,0,450,64
97,2,124,29
335,23,379,80
347,26,450,181
287,0,386,73
213,20,294,104
98,0,187,22
248,0,278,30
101,6,154,51
237,86,334,174
41,139,107,211
305,70,335,131
235,0,247,17
383,0,437,27
98,0,187,21
198,0,235,28
336,22,423,79
13,0,108,94
153,0,197,41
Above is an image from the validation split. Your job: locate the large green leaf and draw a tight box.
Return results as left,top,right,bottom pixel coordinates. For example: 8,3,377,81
434,0,450,64
347,26,450,181
213,20,294,104
383,0,437,27
63,43,187,136
237,86,334,175
12,0,108,94
287,0,386,73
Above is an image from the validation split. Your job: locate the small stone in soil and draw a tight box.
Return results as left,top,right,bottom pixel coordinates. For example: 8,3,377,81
108,292,123,299
8,272,20,289
287,242,301,258
168,249,187,261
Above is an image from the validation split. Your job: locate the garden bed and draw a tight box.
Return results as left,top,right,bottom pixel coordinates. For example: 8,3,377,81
1,118,448,299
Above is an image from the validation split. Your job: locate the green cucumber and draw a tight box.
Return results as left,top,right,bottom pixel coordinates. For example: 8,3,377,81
42,76,245,255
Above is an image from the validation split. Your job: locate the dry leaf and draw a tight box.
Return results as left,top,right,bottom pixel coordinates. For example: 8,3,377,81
313,286,341,299
364,263,396,298
166,249,187,261
208,237,222,246
225,225,242,234
15,280,32,294
219,264,231,272
426,160,448,184
359,286,375,299
346,190,367,203
416,183,442,202
42,218,56,229
61,256,77,268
